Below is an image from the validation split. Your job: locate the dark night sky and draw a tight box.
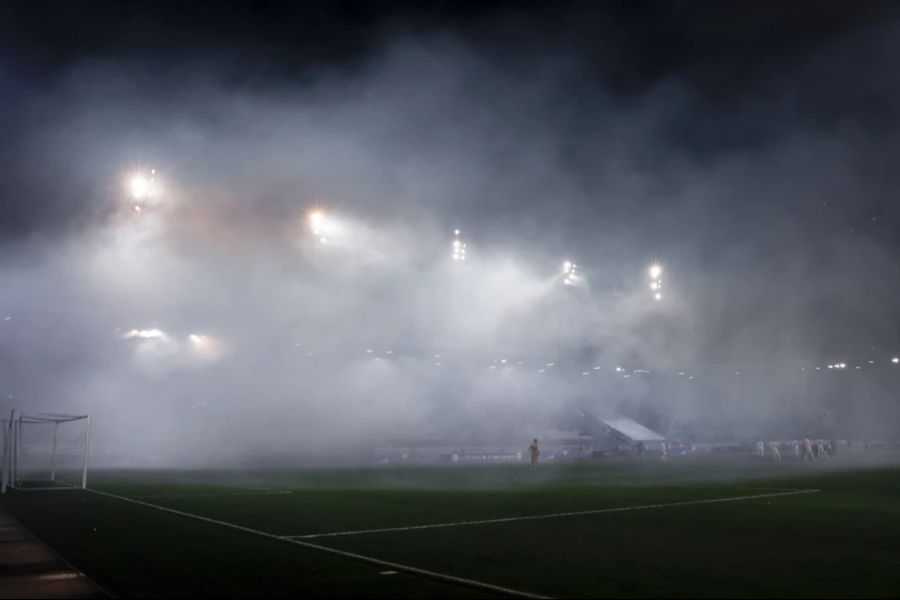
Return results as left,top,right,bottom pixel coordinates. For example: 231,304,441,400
0,1,899,452
3,1,900,236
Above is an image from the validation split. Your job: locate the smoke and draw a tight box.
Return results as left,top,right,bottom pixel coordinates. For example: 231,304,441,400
1,14,900,464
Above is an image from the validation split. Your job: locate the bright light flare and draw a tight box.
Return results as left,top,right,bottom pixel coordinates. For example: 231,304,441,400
649,264,662,279
561,260,580,285
452,229,467,261
128,170,157,201
188,333,225,362
122,328,165,340
189,333,210,346
308,209,342,244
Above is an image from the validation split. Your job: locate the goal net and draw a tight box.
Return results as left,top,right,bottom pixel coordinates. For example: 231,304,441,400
1,412,91,492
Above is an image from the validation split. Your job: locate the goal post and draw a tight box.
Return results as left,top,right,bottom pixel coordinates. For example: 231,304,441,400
1,411,91,493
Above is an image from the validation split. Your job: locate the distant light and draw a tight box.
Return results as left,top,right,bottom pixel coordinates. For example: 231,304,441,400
650,282,659,290
563,261,572,273
654,292,662,301
649,264,662,279
452,230,467,261
189,333,213,348
892,357,899,364
308,210,339,240
129,173,153,200
122,328,165,340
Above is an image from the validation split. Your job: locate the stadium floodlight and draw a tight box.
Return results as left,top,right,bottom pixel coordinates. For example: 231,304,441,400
562,260,581,285
452,229,467,261
129,174,151,200
188,333,225,362
122,328,165,340
309,210,327,239
1,411,91,493
648,263,665,301
127,168,159,204
308,209,341,244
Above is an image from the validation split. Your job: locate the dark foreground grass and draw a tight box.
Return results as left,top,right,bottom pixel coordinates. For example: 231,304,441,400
3,456,900,598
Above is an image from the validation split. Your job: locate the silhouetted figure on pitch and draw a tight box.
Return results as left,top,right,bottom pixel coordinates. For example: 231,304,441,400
528,439,540,471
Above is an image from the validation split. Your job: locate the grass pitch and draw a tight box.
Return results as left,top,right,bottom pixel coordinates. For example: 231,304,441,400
3,456,900,598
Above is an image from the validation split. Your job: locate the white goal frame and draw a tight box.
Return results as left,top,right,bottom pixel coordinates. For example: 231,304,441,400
1,410,91,493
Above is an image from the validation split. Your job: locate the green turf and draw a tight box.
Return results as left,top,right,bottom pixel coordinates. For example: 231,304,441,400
3,456,900,598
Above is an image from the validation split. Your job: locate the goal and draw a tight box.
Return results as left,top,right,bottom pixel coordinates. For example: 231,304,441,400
1,411,91,492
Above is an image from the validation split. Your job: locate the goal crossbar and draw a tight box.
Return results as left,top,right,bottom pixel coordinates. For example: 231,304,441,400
1,410,91,493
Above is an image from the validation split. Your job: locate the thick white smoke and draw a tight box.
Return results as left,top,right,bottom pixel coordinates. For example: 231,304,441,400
1,26,899,464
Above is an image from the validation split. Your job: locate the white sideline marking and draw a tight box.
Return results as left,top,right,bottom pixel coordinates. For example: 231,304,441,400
37,572,82,581
282,489,821,540
133,490,293,499
86,489,549,600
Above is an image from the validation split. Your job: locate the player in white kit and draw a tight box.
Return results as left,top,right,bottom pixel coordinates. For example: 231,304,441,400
768,441,782,461
803,438,815,461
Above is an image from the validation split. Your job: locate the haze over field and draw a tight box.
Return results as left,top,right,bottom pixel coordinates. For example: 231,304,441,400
1,3,899,462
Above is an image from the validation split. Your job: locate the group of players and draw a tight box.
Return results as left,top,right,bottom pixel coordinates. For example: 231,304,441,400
525,437,839,470
755,438,835,461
